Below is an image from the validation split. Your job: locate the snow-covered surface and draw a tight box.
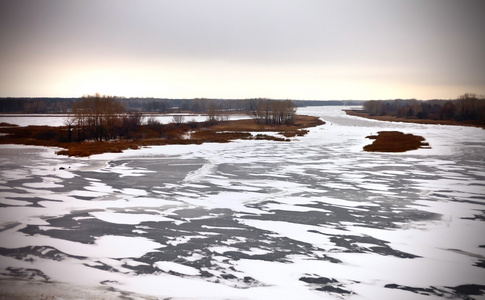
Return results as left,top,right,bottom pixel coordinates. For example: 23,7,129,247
0,114,71,127
0,106,484,299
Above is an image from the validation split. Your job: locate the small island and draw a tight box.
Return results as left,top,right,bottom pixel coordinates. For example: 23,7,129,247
363,131,430,152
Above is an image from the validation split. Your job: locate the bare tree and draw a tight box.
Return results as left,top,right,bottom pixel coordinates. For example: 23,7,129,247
206,104,217,124
120,111,144,138
250,99,295,125
64,114,76,142
171,115,185,125
363,100,382,115
71,94,124,141
283,99,296,124
439,101,456,120
457,93,479,120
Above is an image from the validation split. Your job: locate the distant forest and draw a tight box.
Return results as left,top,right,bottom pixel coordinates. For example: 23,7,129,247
362,93,485,122
0,97,364,114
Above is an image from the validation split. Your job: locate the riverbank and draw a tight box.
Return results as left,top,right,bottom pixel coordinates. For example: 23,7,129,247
345,109,485,129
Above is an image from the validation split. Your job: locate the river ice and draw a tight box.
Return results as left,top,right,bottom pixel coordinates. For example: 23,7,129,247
0,106,484,299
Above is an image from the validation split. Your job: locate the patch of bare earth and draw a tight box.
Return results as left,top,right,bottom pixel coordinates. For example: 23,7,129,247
364,131,430,152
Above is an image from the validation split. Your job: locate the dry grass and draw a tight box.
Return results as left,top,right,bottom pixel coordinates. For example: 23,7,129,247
190,130,252,142
209,115,324,132
0,122,19,127
55,139,204,157
0,115,324,157
364,131,430,152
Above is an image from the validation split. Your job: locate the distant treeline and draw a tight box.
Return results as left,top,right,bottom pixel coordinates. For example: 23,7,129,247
363,93,485,122
0,97,364,114
0,97,76,113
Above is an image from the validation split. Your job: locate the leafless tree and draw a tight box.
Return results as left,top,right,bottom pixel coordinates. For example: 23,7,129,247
71,94,124,141
171,115,185,125
250,99,295,125
363,100,382,115
206,104,217,124
457,93,479,120
120,111,144,137
64,114,76,142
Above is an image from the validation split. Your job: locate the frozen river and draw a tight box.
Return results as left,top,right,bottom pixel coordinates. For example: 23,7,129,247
0,106,484,299
0,113,243,127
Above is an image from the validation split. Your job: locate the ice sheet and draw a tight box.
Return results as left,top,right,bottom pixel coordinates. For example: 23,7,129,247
1,106,485,299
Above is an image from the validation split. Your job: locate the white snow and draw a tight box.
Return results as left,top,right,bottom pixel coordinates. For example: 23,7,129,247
90,211,174,225
0,225,163,258
1,106,485,300
154,261,200,275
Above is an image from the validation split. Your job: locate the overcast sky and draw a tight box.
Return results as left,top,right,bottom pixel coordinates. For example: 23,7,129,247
1,0,484,100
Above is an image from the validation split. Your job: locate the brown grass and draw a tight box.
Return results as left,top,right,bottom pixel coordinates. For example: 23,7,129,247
364,131,430,152
345,110,485,129
0,115,324,157
209,115,324,132
0,122,19,127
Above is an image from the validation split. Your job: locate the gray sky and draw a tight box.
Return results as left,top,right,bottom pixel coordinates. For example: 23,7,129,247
1,0,484,100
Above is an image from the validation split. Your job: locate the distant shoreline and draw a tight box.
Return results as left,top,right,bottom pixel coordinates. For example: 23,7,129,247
344,109,485,129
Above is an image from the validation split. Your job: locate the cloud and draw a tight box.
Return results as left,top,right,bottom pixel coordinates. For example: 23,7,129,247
0,0,484,98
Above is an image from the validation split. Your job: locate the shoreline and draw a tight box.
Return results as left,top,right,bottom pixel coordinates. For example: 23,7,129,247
344,109,485,129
